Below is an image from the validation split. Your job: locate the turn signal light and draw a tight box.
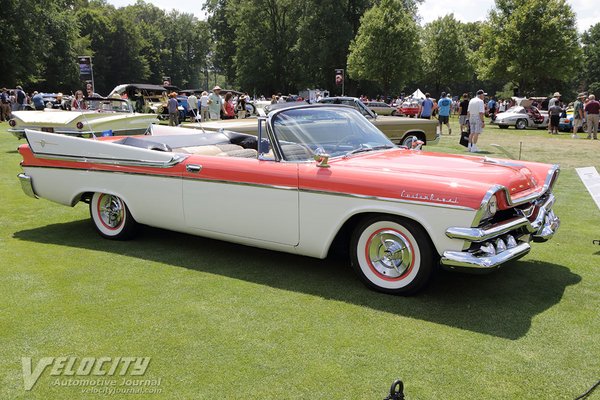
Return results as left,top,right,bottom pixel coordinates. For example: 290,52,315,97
9,119,16,127
76,122,84,130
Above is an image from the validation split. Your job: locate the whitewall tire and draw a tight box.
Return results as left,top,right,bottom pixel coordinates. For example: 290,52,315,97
90,193,138,240
350,216,435,295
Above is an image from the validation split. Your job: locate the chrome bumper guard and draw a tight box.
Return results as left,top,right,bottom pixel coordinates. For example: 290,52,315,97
18,173,38,199
441,193,559,269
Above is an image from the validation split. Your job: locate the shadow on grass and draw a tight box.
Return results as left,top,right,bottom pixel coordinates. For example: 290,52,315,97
14,220,581,340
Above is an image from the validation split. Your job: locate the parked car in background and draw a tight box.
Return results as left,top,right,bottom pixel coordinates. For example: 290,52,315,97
8,97,158,139
109,84,170,118
18,104,560,294
398,99,421,117
365,101,397,116
318,97,438,147
492,98,550,130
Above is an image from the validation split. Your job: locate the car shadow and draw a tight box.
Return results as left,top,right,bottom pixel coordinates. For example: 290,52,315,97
14,220,581,340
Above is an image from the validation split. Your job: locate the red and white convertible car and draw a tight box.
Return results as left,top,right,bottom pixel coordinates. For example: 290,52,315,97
17,105,560,294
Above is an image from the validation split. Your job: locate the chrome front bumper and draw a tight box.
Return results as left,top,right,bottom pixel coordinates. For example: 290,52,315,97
18,173,38,199
441,193,559,269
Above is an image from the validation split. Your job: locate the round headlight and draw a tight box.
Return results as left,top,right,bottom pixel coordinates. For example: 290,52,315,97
76,122,84,129
9,119,16,127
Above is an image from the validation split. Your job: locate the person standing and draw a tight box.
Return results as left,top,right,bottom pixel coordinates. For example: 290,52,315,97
548,101,562,135
236,95,247,119
584,94,599,140
15,86,27,110
487,96,497,122
437,92,452,135
467,89,486,152
0,88,11,121
458,93,469,133
419,93,434,119
199,91,210,122
222,92,235,120
32,91,45,110
572,93,586,138
167,92,179,126
187,92,198,122
208,86,222,120
549,92,561,108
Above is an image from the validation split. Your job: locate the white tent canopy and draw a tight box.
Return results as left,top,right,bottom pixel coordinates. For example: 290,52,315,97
411,88,426,99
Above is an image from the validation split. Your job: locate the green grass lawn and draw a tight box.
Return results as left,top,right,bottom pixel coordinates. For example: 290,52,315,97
0,119,598,399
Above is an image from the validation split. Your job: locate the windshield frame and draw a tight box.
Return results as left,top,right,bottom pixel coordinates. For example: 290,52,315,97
266,104,395,163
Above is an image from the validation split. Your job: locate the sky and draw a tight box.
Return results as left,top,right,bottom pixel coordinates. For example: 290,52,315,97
106,0,599,33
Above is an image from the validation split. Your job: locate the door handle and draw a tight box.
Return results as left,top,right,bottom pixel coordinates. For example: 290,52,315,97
186,164,202,173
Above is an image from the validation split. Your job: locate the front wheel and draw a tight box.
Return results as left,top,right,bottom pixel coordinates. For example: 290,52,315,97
350,216,436,295
391,110,397,116
401,134,421,147
90,192,138,240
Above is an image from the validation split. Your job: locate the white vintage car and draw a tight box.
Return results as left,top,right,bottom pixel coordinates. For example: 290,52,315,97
492,98,549,130
8,98,158,139
17,105,560,295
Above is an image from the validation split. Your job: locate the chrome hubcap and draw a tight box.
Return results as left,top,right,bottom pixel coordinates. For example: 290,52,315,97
99,195,124,229
368,230,413,278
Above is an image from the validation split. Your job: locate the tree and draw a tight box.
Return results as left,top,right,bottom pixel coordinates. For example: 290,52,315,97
477,0,581,96
347,0,421,97
581,23,600,95
420,15,473,96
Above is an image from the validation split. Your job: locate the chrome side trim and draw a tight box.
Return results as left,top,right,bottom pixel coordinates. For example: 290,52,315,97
446,216,532,242
441,242,531,269
32,153,188,169
17,173,38,199
300,188,474,211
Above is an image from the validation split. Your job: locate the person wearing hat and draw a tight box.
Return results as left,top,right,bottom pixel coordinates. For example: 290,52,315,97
549,92,561,108
467,89,486,152
572,93,586,139
208,86,222,120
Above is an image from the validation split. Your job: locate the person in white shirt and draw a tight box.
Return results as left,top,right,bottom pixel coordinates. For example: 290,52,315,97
467,89,486,152
187,93,198,122
199,91,210,121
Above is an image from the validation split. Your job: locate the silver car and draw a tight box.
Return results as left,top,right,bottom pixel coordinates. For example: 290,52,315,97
492,105,549,130
365,101,397,116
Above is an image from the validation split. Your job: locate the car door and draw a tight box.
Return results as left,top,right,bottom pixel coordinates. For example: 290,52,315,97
182,155,300,246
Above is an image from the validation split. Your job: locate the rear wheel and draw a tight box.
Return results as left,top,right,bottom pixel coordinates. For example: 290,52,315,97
515,119,528,130
350,216,436,295
90,193,138,240
391,110,397,116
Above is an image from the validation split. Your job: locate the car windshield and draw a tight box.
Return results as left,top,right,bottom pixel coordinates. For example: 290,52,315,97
271,107,395,161
84,99,132,113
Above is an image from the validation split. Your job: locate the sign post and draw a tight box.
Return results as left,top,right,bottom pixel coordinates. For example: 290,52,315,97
77,56,94,93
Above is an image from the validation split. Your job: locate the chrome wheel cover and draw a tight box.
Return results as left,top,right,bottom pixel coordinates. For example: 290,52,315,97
99,195,124,229
367,230,413,278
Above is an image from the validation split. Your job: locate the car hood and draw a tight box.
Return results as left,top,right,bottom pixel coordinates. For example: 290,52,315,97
300,149,552,210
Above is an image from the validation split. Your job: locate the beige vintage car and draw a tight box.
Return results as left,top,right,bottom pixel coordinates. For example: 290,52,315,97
191,100,439,147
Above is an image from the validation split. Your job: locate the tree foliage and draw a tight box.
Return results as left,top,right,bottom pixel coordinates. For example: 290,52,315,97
581,23,600,95
477,0,580,96
347,0,421,96
420,15,473,95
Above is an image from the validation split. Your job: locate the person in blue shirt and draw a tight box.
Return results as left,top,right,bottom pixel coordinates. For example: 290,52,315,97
419,93,434,119
437,92,452,135
32,91,45,110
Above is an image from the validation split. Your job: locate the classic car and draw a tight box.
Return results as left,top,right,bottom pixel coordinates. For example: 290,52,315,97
365,101,397,116
8,97,159,139
398,100,420,117
492,98,549,130
317,97,438,146
108,84,177,118
17,104,560,295
559,107,599,133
